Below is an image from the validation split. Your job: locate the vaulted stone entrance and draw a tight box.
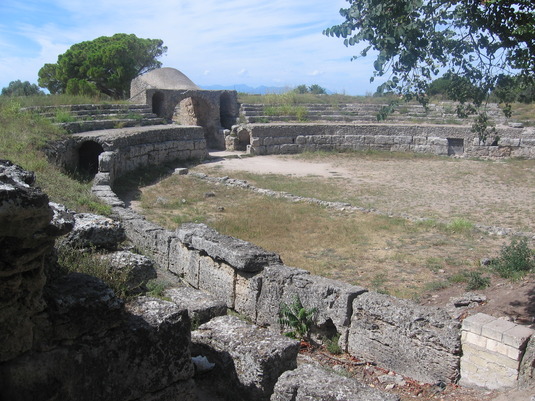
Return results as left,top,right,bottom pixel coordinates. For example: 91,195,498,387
78,140,104,176
130,68,239,152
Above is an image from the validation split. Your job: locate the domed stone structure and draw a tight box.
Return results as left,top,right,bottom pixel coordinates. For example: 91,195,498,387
129,67,239,150
130,67,200,95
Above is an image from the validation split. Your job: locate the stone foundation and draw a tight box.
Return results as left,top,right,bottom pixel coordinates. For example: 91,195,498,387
229,123,535,159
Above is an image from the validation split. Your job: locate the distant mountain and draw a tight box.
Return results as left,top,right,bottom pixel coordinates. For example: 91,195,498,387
200,84,288,94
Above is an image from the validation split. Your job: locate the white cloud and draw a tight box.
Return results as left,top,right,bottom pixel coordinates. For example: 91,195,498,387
0,0,384,94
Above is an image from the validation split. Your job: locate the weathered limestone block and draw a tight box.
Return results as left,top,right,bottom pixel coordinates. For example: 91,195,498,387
271,364,399,401
0,161,71,362
100,250,157,294
0,160,52,238
121,216,174,269
91,184,125,207
519,334,535,387
295,274,367,342
41,273,124,343
256,264,366,346
164,286,227,326
347,291,461,384
98,151,115,172
61,212,126,250
169,238,201,286
234,270,263,319
176,223,281,272
192,315,299,401
1,296,195,401
198,255,236,308
255,264,309,329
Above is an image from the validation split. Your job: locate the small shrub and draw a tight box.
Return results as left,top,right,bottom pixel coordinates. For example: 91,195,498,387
54,109,76,123
465,271,491,290
325,333,343,355
278,295,317,341
490,237,534,279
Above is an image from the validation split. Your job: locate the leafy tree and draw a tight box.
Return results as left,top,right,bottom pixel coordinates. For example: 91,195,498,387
309,84,327,95
324,0,535,141
38,33,167,99
293,84,309,94
1,80,44,96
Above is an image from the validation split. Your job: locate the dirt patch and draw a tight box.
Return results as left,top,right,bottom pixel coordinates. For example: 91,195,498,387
195,152,535,325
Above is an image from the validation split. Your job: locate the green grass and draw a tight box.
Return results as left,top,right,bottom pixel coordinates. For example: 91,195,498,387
56,245,130,297
0,98,111,214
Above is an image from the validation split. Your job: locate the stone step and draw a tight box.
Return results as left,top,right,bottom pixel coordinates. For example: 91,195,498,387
22,103,149,113
57,117,166,133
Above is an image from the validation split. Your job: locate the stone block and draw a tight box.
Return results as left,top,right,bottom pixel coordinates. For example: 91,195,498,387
348,291,461,383
60,212,126,250
165,286,226,325
255,264,310,329
169,240,200,287
271,364,399,401
486,338,522,360
462,342,520,370
197,256,236,308
519,334,535,387
499,138,520,147
502,324,534,349
98,151,115,172
462,313,497,335
463,331,488,348
192,315,299,401
176,223,281,272
234,270,263,319
481,318,517,342
43,273,124,342
295,135,306,145
100,251,158,294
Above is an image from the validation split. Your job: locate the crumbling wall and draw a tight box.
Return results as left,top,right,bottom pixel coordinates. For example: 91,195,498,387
233,123,535,159
47,125,207,186
114,203,462,384
0,160,196,401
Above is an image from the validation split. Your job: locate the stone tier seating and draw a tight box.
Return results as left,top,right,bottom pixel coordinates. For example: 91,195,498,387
240,102,508,125
22,103,166,133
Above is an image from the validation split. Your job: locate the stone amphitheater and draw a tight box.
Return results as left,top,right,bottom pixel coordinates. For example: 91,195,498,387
2,68,535,401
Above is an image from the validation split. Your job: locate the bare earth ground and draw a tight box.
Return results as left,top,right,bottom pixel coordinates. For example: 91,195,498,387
196,152,535,319
189,151,535,401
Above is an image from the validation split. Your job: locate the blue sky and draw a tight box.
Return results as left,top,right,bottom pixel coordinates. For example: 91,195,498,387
0,0,385,95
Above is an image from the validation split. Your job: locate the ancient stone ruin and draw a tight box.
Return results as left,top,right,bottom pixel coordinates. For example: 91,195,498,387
3,67,535,400
130,67,239,149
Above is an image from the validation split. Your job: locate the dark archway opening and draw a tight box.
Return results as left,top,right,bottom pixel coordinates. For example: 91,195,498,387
78,141,104,176
152,91,165,117
220,92,235,129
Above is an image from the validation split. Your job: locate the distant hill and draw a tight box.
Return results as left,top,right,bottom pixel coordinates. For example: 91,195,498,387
200,84,289,94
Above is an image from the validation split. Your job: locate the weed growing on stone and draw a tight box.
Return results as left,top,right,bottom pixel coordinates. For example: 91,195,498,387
56,245,130,298
278,295,317,341
325,333,343,355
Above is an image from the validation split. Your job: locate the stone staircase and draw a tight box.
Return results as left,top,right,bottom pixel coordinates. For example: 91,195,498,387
240,102,508,125
22,103,166,133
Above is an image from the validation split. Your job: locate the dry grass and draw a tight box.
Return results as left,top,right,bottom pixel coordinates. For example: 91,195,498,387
131,168,509,300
